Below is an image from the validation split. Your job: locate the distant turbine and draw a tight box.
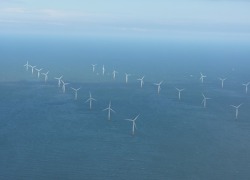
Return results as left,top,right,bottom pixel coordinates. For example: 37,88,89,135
61,80,69,93
219,78,227,88
137,76,145,88
231,103,243,119
35,68,43,78
71,87,81,100
125,114,139,135
103,101,115,120
41,71,49,83
29,65,36,74
242,82,250,94
102,65,105,75
176,88,185,100
92,64,97,72
201,93,211,108
85,92,96,109
200,72,206,83
113,70,118,80
24,61,29,71
125,73,131,83
154,81,163,94
54,76,63,87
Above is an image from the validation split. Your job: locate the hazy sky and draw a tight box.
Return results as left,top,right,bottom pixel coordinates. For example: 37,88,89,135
0,0,250,39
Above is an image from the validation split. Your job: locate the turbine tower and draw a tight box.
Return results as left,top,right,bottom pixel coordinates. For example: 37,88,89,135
201,93,211,108
55,76,63,87
200,72,206,83
125,73,131,84
61,80,69,93
24,61,29,71
113,70,118,80
71,87,81,100
41,71,49,83
219,78,227,88
92,64,97,72
137,76,145,88
125,114,139,135
85,92,96,109
103,101,115,120
242,82,250,94
154,81,163,94
35,68,43,78
176,88,185,100
231,104,243,119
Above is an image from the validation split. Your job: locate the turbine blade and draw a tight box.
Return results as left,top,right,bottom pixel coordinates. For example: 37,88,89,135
238,103,243,108
134,114,140,120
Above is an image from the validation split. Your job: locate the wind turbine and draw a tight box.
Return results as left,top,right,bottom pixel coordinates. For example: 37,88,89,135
154,81,163,94
201,93,211,108
41,71,49,83
24,61,29,71
176,88,185,100
29,65,36,74
113,70,118,80
54,76,63,87
103,101,115,120
125,73,131,84
125,114,139,135
35,68,43,78
231,103,243,119
242,82,250,94
200,72,206,83
219,78,227,88
71,87,81,100
85,92,96,109
61,80,69,93
137,76,145,88
102,65,105,75
92,64,97,72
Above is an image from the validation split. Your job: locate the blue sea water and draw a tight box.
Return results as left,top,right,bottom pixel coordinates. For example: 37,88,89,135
1,35,250,179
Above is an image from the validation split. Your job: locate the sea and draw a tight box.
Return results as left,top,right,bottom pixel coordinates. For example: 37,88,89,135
0,34,250,180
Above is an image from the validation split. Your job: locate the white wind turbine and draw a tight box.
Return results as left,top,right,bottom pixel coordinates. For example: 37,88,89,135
113,70,118,80
35,68,43,78
125,73,131,84
200,72,206,83
125,114,139,135
24,61,29,71
71,87,81,100
29,65,36,74
103,101,115,120
92,64,97,72
85,92,96,109
219,78,227,88
230,103,243,119
242,82,250,94
176,88,185,100
137,76,145,88
61,80,69,93
54,76,63,87
201,93,211,108
102,65,105,75
41,71,49,83
154,81,163,94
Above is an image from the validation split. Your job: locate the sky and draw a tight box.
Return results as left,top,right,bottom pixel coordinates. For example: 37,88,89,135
0,0,250,39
